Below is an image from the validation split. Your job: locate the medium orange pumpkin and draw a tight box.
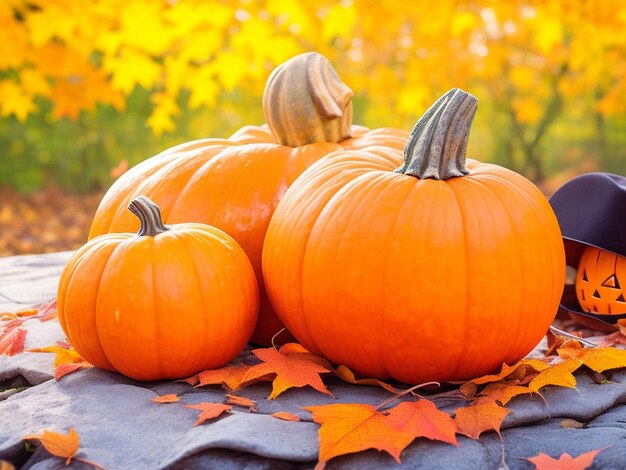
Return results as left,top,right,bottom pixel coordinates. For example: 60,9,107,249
88,52,408,345
262,89,566,383
58,196,258,381
576,246,626,315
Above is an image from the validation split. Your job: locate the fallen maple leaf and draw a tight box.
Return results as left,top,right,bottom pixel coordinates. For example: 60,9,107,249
558,346,626,373
459,381,478,400
243,347,333,399
55,361,93,381
527,448,607,470
471,359,549,385
28,344,84,366
386,400,458,446
196,364,253,390
22,427,104,469
305,403,409,469
278,343,334,369
528,359,581,393
184,402,232,426
23,427,80,465
225,393,256,412
454,399,510,439
0,326,26,356
152,394,180,404
272,412,301,422
335,365,400,394
478,382,532,406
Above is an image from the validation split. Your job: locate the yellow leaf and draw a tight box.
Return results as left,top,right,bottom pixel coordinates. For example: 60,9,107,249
512,97,543,125
0,80,35,122
532,15,563,54
19,69,51,97
27,4,76,46
147,92,180,136
105,47,162,94
528,359,581,393
322,3,356,41
559,347,626,373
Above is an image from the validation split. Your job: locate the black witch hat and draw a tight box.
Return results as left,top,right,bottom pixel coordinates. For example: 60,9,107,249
549,172,626,326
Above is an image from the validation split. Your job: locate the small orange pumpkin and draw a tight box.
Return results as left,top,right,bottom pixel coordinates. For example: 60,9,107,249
262,89,566,384
88,52,408,345
58,196,258,381
576,246,626,315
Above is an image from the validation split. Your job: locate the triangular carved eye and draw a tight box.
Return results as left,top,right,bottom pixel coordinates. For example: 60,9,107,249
617,293,626,303
601,274,620,289
582,269,589,282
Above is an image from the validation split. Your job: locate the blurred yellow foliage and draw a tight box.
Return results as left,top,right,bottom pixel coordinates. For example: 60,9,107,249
1,0,626,147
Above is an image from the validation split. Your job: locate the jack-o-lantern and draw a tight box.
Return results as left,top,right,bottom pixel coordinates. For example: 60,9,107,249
576,246,626,315
550,172,626,327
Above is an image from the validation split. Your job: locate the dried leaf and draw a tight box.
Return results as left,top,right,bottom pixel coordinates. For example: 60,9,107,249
184,402,232,426
459,381,478,400
528,359,581,393
527,448,607,470
560,419,585,429
0,326,26,356
386,400,458,446
454,399,510,439
23,427,79,465
243,347,333,399
225,393,256,412
152,394,180,404
478,382,532,405
471,359,549,385
272,412,301,422
278,343,335,370
304,403,408,468
55,361,93,381
196,364,252,390
335,365,400,394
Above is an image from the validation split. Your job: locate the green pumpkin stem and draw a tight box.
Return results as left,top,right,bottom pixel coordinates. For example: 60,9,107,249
396,88,477,180
128,196,169,237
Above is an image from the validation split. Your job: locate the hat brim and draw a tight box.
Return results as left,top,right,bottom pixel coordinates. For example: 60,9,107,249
559,284,626,329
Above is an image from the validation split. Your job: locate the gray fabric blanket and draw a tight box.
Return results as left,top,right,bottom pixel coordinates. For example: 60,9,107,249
1,252,625,469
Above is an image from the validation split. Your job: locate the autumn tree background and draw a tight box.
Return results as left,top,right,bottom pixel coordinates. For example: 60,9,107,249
1,0,625,255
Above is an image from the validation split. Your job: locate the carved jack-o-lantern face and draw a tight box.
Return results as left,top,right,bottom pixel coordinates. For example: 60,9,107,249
576,246,626,315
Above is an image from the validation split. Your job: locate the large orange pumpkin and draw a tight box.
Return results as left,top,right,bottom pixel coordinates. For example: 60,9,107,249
89,52,408,345
262,89,566,383
59,196,258,381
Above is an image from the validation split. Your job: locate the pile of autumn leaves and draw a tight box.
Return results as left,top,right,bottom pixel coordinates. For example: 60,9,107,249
3,302,626,469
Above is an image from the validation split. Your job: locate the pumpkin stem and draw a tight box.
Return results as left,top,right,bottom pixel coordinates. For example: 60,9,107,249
128,196,169,237
396,88,477,180
263,52,353,147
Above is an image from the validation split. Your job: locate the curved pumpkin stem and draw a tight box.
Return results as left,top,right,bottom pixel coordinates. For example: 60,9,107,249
128,196,169,237
263,52,353,147
396,88,477,180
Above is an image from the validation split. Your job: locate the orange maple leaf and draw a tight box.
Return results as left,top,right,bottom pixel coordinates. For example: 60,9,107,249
22,427,103,469
28,344,84,366
305,398,457,469
335,364,400,394
152,394,180,404
386,400,458,446
195,363,253,390
471,359,549,385
454,399,510,439
528,359,581,393
225,393,256,412
526,448,608,470
272,412,301,422
243,347,333,399
0,326,26,356
478,382,531,406
55,361,93,381
304,403,409,469
558,346,626,373
184,402,232,426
